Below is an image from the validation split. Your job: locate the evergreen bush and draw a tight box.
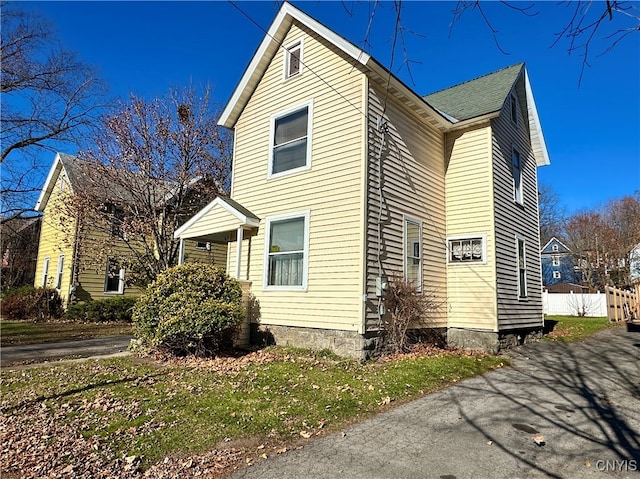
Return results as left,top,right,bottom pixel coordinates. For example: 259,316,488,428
65,296,138,322
132,264,244,356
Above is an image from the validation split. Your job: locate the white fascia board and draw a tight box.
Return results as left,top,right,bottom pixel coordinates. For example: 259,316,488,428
219,2,370,129
34,152,64,212
525,70,551,167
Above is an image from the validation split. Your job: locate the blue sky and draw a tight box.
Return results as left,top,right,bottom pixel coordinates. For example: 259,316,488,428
22,0,640,214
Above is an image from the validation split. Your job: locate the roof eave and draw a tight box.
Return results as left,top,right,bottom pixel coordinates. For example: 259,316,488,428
524,69,551,167
367,60,452,131
34,153,65,212
443,111,501,131
218,2,370,130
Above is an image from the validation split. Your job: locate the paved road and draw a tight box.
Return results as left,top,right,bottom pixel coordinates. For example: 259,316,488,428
232,326,640,479
0,335,133,367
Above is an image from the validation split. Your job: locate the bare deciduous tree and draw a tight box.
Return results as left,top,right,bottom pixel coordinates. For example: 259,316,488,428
64,87,231,287
0,4,107,220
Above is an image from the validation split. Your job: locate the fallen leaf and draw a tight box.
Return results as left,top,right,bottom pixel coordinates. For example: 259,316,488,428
585,459,591,468
533,435,545,446
300,431,312,439
486,440,493,446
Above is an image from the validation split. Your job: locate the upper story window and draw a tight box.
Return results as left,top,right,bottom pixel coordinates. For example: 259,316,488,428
42,256,50,287
448,236,485,264
404,216,422,292
284,40,302,79
512,148,523,205
552,244,559,252
269,102,313,178
552,255,560,266
510,94,518,124
553,271,561,279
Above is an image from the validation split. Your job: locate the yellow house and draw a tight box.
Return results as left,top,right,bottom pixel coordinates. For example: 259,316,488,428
175,3,550,357
34,152,227,305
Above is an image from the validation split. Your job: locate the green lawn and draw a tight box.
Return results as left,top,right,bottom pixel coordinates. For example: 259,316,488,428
1,347,506,473
0,320,132,347
543,315,614,342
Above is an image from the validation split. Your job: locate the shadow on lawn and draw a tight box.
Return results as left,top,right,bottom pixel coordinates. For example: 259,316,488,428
1,372,169,414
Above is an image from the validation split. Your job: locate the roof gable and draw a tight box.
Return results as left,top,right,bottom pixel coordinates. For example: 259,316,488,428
541,237,572,255
219,2,370,129
174,197,260,240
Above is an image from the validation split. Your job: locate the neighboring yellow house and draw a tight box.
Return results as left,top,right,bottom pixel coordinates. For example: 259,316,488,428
175,2,550,357
34,152,227,305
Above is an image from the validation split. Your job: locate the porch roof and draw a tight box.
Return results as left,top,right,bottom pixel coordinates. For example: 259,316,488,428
174,197,260,241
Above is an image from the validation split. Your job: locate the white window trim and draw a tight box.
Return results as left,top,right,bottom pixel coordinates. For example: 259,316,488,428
510,94,518,124
268,100,313,179
104,259,125,294
263,210,310,292
283,39,303,80
516,235,528,300
552,244,559,252
553,271,561,279
512,147,524,206
552,256,560,266
403,215,422,293
42,256,50,287
55,254,64,290
446,233,487,265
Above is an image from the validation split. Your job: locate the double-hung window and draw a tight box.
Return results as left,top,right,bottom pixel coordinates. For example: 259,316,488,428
269,102,312,177
104,258,125,294
517,236,527,299
510,94,518,124
512,148,523,205
404,217,422,291
55,255,64,290
41,257,50,287
264,211,309,290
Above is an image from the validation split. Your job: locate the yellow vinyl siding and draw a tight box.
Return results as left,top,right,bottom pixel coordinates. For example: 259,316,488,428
229,22,366,332
445,124,497,330
180,208,241,238
34,173,76,305
365,83,447,331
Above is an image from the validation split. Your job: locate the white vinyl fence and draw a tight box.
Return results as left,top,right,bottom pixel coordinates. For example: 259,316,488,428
543,291,607,317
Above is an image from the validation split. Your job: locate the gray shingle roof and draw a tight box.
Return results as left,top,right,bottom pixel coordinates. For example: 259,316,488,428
423,63,524,122
219,197,260,221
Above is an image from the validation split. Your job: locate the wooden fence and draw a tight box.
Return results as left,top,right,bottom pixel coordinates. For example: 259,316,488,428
605,285,639,322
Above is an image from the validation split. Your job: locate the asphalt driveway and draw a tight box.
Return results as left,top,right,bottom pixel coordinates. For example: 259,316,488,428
232,326,640,479
0,335,133,367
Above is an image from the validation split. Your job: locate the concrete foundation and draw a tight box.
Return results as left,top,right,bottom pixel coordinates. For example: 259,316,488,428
252,324,376,360
447,327,542,354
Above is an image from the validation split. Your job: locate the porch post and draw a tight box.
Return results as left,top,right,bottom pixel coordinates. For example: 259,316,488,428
178,238,185,265
235,226,243,279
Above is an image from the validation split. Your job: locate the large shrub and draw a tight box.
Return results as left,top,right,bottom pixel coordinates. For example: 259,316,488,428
1,287,63,321
65,296,138,323
132,263,244,356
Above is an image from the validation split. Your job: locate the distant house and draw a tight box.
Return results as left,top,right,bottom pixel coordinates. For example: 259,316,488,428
541,237,581,287
175,2,550,357
33,153,226,305
1,216,41,290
